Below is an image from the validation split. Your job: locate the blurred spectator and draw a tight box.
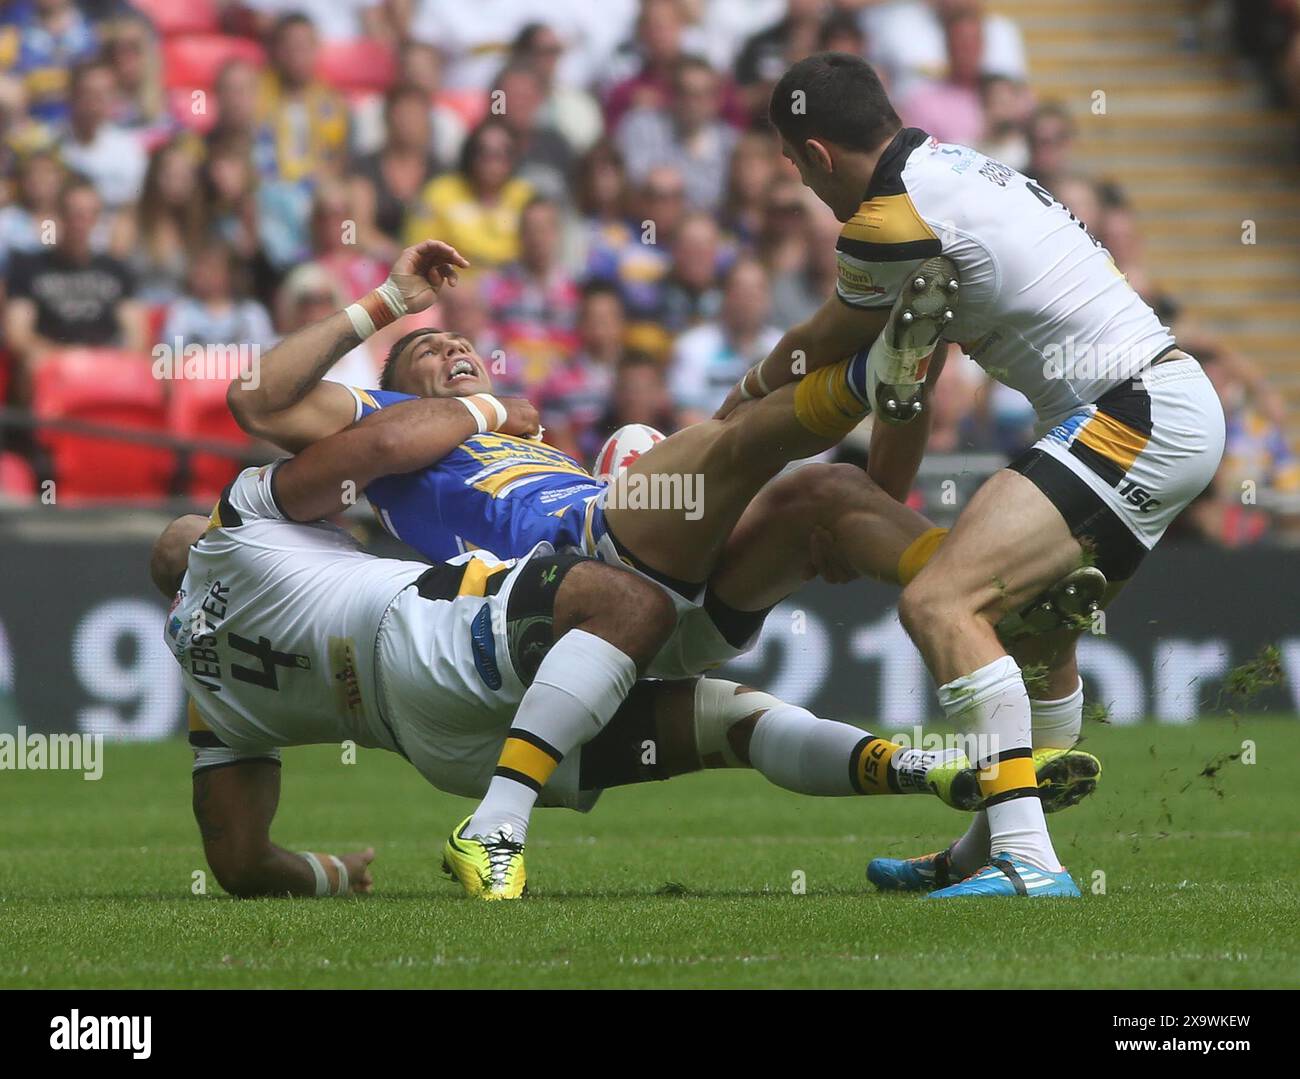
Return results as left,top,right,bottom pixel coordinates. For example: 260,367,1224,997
819,8,867,55
755,176,812,277
1026,101,1076,191
481,196,580,389
769,199,839,327
597,350,677,444
656,209,729,334
669,254,779,424
491,62,573,199
603,0,691,128
307,178,388,300
118,138,206,305
352,41,467,163
867,0,1026,100
978,74,1032,170
0,0,99,126
734,0,828,122
897,7,986,146
206,59,260,155
58,59,147,210
4,177,144,378
274,262,375,384
591,163,684,332
100,11,169,148
252,13,350,185
235,0,386,44
0,149,65,276
159,239,275,351
350,83,441,257
403,118,534,268
617,55,738,211
719,128,782,244
201,134,260,265
576,139,637,277
536,282,627,463
512,22,604,153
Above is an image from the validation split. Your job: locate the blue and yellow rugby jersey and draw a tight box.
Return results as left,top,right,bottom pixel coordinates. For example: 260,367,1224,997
349,388,605,561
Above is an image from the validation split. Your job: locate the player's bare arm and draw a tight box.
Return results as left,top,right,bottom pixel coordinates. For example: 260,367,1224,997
227,239,470,452
714,296,888,419
273,394,539,522
192,757,374,899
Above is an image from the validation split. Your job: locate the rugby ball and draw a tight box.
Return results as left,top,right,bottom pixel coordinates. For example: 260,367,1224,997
593,423,665,483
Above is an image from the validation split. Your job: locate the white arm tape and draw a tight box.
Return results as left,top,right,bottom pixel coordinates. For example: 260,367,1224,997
299,852,349,897
456,394,507,433
344,301,376,340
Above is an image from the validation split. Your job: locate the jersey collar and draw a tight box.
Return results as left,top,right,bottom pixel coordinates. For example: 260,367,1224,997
864,127,931,201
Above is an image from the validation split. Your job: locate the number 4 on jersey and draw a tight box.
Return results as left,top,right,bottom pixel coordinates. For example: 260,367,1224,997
229,633,311,690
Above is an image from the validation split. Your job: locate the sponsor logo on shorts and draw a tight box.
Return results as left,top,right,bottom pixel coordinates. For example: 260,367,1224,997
470,603,502,690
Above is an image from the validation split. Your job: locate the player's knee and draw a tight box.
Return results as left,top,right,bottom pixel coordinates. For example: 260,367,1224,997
762,463,859,521
898,577,959,643
562,561,676,666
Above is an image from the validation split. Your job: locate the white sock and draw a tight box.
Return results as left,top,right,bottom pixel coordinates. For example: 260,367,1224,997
746,703,946,797
748,704,864,796
938,655,1061,872
1031,679,1084,749
947,680,1085,872
466,629,636,844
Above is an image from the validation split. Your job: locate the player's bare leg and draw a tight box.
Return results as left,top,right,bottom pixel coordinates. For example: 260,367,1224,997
705,462,937,610
600,381,851,585
894,469,1095,893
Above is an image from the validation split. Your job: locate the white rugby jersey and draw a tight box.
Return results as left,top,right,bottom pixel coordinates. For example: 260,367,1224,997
835,128,1176,430
166,464,431,755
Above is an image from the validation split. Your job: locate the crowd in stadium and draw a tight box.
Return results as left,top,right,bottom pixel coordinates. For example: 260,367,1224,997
0,0,1295,544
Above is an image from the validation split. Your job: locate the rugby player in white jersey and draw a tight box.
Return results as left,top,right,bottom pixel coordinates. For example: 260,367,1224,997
713,53,1226,898
153,397,1039,900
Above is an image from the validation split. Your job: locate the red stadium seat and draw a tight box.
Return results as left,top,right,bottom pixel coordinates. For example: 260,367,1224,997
315,39,397,95
131,0,221,37
0,452,36,500
33,350,174,502
162,34,266,91
168,375,250,502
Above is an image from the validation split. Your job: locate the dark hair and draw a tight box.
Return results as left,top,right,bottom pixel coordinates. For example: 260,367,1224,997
768,52,899,154
379,327,443,391
270,12,314,44
457,117,516,177
580,280,624,307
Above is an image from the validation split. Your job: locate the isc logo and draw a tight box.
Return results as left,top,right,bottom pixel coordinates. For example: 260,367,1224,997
1117,479,1161,512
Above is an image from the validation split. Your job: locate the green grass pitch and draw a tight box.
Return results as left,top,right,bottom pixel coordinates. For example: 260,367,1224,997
2,718,1298,989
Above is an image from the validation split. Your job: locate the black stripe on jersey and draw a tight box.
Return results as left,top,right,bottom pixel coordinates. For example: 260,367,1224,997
1094,379,1153,438
864,127,931,199
215,481,243,529
266,460,291,518
836,234,943,263
1008,448,1149,581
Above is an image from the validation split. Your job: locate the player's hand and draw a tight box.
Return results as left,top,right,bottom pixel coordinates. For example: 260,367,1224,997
340,847,376,895
808,525,860,584
714,378,749,420
499,397,541,440
389,240,471,313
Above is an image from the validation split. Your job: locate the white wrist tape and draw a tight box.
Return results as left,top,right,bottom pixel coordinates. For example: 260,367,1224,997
344,277,409,340
456,393,507,433
299,851,350,897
